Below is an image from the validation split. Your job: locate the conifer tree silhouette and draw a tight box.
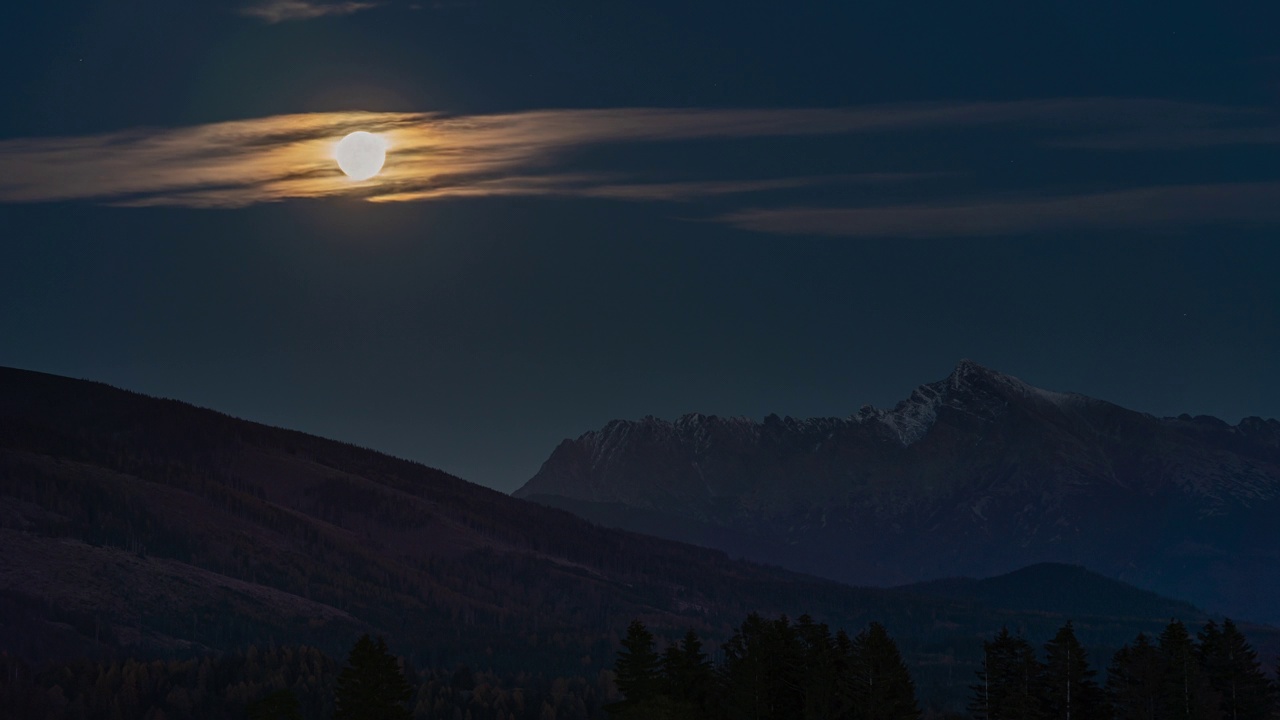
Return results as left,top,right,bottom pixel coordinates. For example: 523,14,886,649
1197,619,1276,720
968,627,1041,720
795,614,840,720
661,628,713,717
1038,621,1104,720
608,619,676,719
333,634,412,720
614,620,661,706
1107,632,1162,720
848,621,921,720
1157,620,1217,720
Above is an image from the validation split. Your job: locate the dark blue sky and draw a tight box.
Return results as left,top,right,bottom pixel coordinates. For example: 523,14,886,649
2,1,1279,491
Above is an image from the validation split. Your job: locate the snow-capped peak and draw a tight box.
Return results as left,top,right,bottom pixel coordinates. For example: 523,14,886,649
853,360,1087,447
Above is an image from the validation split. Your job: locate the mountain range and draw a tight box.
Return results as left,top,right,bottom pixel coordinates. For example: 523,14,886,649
516,360,1280,624
1,364,1276,711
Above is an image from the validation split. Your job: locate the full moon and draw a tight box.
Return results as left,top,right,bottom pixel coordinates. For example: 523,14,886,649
334,131,387,181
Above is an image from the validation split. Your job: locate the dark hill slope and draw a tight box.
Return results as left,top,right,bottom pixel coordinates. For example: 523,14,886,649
0,366,862,670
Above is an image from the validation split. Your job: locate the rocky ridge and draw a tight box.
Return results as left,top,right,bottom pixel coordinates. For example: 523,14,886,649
516,361,1280,623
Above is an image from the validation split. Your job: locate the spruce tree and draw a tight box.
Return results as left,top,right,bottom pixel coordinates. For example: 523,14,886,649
662,643,683,692
333,635,412,720
1198,619,1276,720
1274,655,1280,716
720,613,769,720
720,613,805,720
614,620,662,709
1038,621,1106,720
834,628,857,719
1107,633,1162,720
848,622,921,720
795,614,840,720
677,629,714,709
1158,620,1218,720
768,614,806,717
660,629,714,720
969,627,1041,720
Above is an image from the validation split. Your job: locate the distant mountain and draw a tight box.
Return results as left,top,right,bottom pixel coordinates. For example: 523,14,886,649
896,562,1203,620
516,360,1280,624
3,365,1275,712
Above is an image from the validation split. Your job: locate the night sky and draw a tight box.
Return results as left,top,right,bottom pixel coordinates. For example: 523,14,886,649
2,1,1279,492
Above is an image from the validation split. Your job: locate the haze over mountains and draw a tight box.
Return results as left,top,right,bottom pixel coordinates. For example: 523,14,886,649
517,360,1280,624
4,364,1273,711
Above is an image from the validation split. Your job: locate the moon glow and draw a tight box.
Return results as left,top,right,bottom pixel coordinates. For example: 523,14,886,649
334,131,388,181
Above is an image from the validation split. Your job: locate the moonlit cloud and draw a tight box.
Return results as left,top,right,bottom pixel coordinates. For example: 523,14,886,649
362,173,935,205
240,0,380,23
717,183,1280,238
0,99,1276,223
0,105,1009,208
0,113,414,208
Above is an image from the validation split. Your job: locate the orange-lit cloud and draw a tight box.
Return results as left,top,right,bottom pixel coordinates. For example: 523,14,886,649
0,106,968,208
0,100,1270,213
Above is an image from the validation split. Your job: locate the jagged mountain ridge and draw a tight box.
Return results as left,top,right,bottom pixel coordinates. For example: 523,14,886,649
515,360,1280,623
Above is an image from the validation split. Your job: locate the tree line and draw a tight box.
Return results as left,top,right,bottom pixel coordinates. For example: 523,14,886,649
970,617,1277,720
2,615,1277,718
609,614,1280,720
609,613,922,720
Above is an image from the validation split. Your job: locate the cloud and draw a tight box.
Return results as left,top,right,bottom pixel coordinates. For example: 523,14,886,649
0,113,414,207
0,104,1019,208
717,183,1280,238
361,173,936,205
240,0,380,23
575,174,931,202
0,99,1274,212
1053,125,1280,150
